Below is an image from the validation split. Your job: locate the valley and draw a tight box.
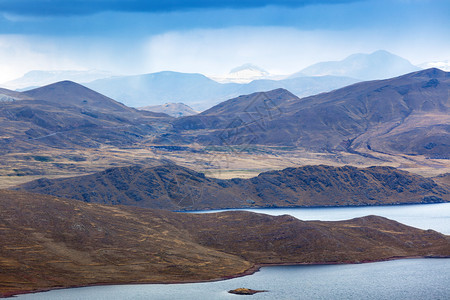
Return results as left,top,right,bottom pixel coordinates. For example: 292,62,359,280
1,1,450,299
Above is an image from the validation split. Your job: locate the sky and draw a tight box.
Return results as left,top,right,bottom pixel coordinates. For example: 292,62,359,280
0,0,449,83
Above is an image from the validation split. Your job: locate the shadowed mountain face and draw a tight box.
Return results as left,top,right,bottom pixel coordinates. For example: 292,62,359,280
165,69,449,157
0,189,449,296
15,164,449,211
0,81,171,152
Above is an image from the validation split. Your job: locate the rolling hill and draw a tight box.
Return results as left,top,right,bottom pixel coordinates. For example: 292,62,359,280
1,189,448,297
15,163,449,211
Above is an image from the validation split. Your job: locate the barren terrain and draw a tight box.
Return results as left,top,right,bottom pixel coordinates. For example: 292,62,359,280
1,189,448,297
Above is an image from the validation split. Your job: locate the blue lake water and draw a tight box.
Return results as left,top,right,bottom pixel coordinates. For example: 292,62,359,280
15,203,450,299
16,259,450,300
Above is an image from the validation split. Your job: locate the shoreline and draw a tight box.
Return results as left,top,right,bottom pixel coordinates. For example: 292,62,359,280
3,255,449,298
178,201,450,213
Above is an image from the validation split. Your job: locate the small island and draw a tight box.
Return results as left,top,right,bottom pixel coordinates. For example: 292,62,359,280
228,288,267,295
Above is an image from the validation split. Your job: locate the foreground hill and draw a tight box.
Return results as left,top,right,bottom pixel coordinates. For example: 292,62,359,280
15,164,449,211
0,81,171,152
0,189,448,297
167,68,449,158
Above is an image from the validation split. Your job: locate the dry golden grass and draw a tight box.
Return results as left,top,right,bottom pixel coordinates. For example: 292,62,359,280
1,145,449,188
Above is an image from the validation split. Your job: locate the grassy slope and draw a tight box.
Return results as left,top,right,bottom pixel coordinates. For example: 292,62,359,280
1,189,449,297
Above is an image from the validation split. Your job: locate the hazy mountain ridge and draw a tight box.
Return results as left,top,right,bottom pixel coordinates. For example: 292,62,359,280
1,70,114,90
1,189,449,296
15,163,449,211
290,50,420,80
85,71,358,110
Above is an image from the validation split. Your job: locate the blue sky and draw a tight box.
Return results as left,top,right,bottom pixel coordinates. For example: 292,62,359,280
0,0,449,82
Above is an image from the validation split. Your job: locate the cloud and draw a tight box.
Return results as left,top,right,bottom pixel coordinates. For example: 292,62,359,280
0,36,79,83
0,0,362,16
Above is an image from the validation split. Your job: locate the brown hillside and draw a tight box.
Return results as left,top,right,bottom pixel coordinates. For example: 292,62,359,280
166,68,449,157
0,81,172,152
15,164,449,211
0,189,448,297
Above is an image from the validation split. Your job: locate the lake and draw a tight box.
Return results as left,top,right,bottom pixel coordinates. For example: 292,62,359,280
192,202,450,234
15,203,450,299
16,259,450,300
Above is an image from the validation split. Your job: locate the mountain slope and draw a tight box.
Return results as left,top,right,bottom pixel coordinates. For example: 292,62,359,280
1,189,449,296
291,50,420,80
166,68,449,157
15,164,449,211
22,80,133,112
0,88,30,101
0,81,171,152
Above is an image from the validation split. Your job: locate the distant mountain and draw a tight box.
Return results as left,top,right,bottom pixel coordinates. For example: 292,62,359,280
0,81,171,152
139,102,198,117
418,60,450,72
167,68,449,158
212,63,271,83
15,163,449,211
290,50,420,80
2,189,448,297
86,71,239,110
85,71,357,110
1,69,114,90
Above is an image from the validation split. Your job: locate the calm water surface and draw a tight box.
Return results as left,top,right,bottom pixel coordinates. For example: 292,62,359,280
16,259,450,300
16,204,450,299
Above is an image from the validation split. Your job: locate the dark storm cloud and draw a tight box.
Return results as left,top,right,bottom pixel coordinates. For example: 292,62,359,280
0,0,362,16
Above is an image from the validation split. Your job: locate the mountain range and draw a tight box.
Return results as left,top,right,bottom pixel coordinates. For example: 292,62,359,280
1,51,435,113
1,68,448,160
15,163,449,211
1,189,449,297
85,71,357,110
290,50,420,80
167,68,449,158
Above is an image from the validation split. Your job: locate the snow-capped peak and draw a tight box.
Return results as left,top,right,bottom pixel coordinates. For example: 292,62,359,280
210,63,271,83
